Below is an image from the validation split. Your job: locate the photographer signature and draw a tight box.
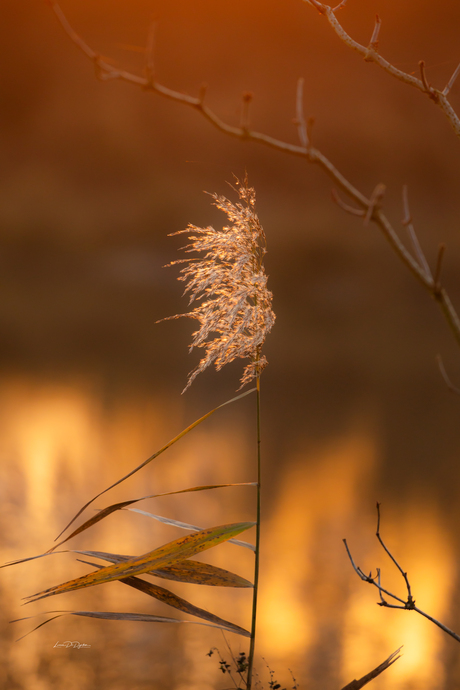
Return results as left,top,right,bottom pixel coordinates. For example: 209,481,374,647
54,641,91,649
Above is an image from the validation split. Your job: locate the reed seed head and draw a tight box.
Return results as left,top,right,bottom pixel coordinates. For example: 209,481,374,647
162,177,275,392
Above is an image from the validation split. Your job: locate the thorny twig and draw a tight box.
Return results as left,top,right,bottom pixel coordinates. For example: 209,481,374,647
48,0,460,351
344,504,460,643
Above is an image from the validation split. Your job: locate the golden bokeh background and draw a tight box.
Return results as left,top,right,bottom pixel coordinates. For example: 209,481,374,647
1,0,460,688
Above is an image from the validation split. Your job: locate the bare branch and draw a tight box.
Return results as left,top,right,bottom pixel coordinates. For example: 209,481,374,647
376,502,414,607
363,183,385,226
310,5,460,138
340,647,402,690
344,507,460,643
343,539,408,607
401,185,432,280
436,354,460,396
47,0,460,351
443,62,460,97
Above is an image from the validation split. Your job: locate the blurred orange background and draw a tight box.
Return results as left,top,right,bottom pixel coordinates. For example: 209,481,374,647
1,1,460,688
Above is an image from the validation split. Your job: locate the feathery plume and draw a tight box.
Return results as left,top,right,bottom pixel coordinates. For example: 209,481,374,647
162,177,275,392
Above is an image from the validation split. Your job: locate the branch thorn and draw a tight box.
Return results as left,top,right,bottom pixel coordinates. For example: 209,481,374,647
304,0,326,14
436,354,460,396
419,60,439,102
295,78,310,148
433,243,446,294
199,82,208,107
331,189,365,216
369,14,381,50
240,91,253,133
363,183,386,225
401,185,432,280
443,62,460,96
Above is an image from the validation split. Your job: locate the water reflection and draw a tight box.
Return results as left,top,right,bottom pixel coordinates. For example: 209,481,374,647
0,377,457,689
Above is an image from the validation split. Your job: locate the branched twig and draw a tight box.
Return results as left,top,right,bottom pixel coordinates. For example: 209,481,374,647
375,503,414,607
302,2,460,138
344,504,460,643
47,0,460,351
340,647,402,690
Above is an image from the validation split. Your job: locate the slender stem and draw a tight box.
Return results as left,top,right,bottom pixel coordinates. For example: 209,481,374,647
247,374,261,689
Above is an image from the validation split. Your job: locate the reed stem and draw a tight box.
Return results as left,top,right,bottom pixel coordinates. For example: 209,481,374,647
247,374,261,689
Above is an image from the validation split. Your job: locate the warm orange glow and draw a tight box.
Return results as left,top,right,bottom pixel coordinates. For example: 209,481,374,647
0,379,457,688
258,430,377,661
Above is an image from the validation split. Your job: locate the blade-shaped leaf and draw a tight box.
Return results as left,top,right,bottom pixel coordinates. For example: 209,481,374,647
12,610,248,642
78,558,250,636
49,482,256,553
24,522,255,604
78,550,253,587
55,388,256,541
126,508,255,551
2,548,254,588
154,561,253,588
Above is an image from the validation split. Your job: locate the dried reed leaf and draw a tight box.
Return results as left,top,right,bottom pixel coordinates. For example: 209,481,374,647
153,560,253,587
126,508,255,551
78,558,249,636
12,610,245,641
24,522,255,604
78,550,253,587
49,482,256,553
55,388,256,541
2,548,253,588
340,647,403,690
